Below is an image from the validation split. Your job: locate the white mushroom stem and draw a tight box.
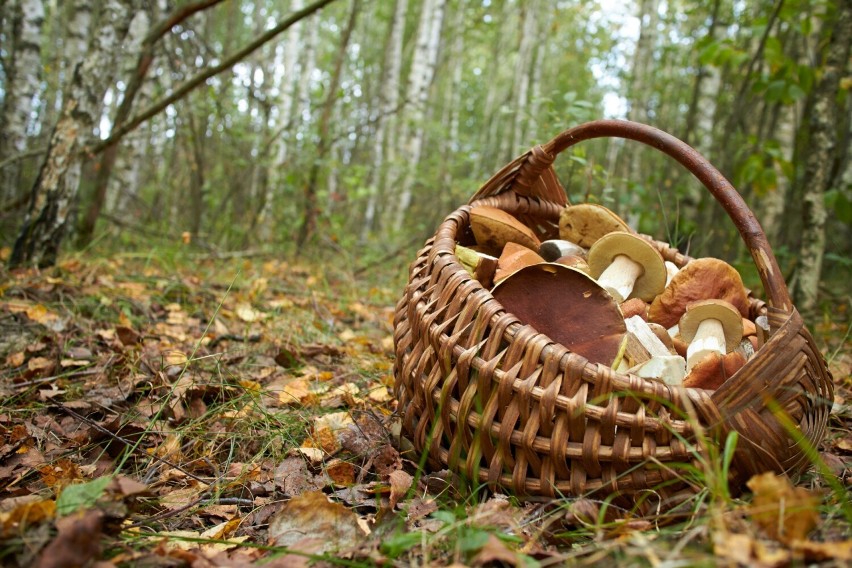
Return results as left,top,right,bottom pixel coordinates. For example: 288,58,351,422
636,355,686,385
664,261,679,287
596,254,643,302
686,318,726,371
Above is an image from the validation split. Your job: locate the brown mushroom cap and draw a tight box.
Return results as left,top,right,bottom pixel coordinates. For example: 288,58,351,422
683,351,747,390
492,263,627,366
469,206,540,254
648,258,750,328
587,232,667,302
678,299,744,352
621,297,649,320
494,242,545,284
558,204,630,248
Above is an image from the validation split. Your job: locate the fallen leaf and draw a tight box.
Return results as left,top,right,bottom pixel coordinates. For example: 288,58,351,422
325,459,356,486
388,469,413,510
747,472,820,544
311,411,354,454
267,491,366,554
35,509,104,568
236,303,264,322
6,351,25,367
471,534,522,567
792,539,852,562
0,499,56,537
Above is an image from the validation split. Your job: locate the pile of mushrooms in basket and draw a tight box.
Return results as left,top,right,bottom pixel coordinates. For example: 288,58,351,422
456,203,766,390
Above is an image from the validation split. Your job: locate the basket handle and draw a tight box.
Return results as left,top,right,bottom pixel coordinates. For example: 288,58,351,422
513,119,792,312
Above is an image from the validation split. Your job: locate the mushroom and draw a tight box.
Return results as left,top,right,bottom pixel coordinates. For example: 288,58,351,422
623,315,686,384
539,239,586,262
683,351,747,390
493,242,545,284
558,203,630,248
587,232,667,302
455,245,498,288
621,297,649,320
492,263,627,367
648,257,750,328
469,206,540,254
665,261,679,287
678,299,744,371
554,254,591,274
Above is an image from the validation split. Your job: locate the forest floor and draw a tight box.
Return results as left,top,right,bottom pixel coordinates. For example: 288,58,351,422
0,243,850,567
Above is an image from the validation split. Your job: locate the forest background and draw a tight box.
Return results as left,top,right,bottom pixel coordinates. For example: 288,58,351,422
1,0,850,319
1,0,851,565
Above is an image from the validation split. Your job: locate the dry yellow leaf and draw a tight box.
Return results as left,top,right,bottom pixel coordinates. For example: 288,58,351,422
747,472,820,544
27,357,52,372
312,411,354,453
164,351,188,366
6,351,25,367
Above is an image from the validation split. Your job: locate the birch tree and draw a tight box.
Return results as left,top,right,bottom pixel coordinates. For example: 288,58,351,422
391,0,447,233
360,0,407,240
10,0,137,268
0,0,45,203
258,0,304,239
792,0,851,313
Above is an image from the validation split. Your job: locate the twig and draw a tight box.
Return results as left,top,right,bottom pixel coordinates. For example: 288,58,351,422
57,405,210,486
11,368,100,389
208,333,263,348
0,147,47,172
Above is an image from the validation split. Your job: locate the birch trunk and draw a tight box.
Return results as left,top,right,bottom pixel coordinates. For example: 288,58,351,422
510,1,538,153
361,0,407,240
296,0,361,247
10,0,136,268
793,1,851,313
258,0,303,240
1,0,45,203
391,0,446,233
623,0,659,224
76,7,151,246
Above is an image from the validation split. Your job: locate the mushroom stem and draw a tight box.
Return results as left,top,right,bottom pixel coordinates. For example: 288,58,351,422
686,318,726,371
596,254,643,302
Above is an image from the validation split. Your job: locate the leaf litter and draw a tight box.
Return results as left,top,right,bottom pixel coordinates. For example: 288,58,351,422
0,250,848,566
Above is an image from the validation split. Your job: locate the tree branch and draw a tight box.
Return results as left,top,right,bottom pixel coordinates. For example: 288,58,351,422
88,0,339,156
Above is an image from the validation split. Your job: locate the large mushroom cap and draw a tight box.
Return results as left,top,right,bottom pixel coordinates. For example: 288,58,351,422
648,258,750,328
587,232,667,302
558,204,630,248
679,299,744,352
492,263,626,367
469,206,540,254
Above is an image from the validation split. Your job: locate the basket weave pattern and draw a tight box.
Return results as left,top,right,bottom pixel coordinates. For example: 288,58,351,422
393,121,834,499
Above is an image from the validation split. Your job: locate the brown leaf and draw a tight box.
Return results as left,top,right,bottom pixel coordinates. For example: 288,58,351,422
388,469,412,510
35,509,104,568
325,459,356,486
792,539,852,562
471,534,522,567
747,472,820,544
0,499,56,537
274,457,320,497
267,491,366,554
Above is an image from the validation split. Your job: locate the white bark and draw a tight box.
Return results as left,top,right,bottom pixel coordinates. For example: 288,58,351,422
10,0,136,267
510,1,538,152
391,0,446,233
62,0,93,89
361,0,407,240
106,7,153,216
258,0,304,239
795,1,852,312
1,0,45,202
295,9,319,133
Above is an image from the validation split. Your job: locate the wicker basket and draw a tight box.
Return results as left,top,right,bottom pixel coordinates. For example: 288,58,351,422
392,120,834,503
